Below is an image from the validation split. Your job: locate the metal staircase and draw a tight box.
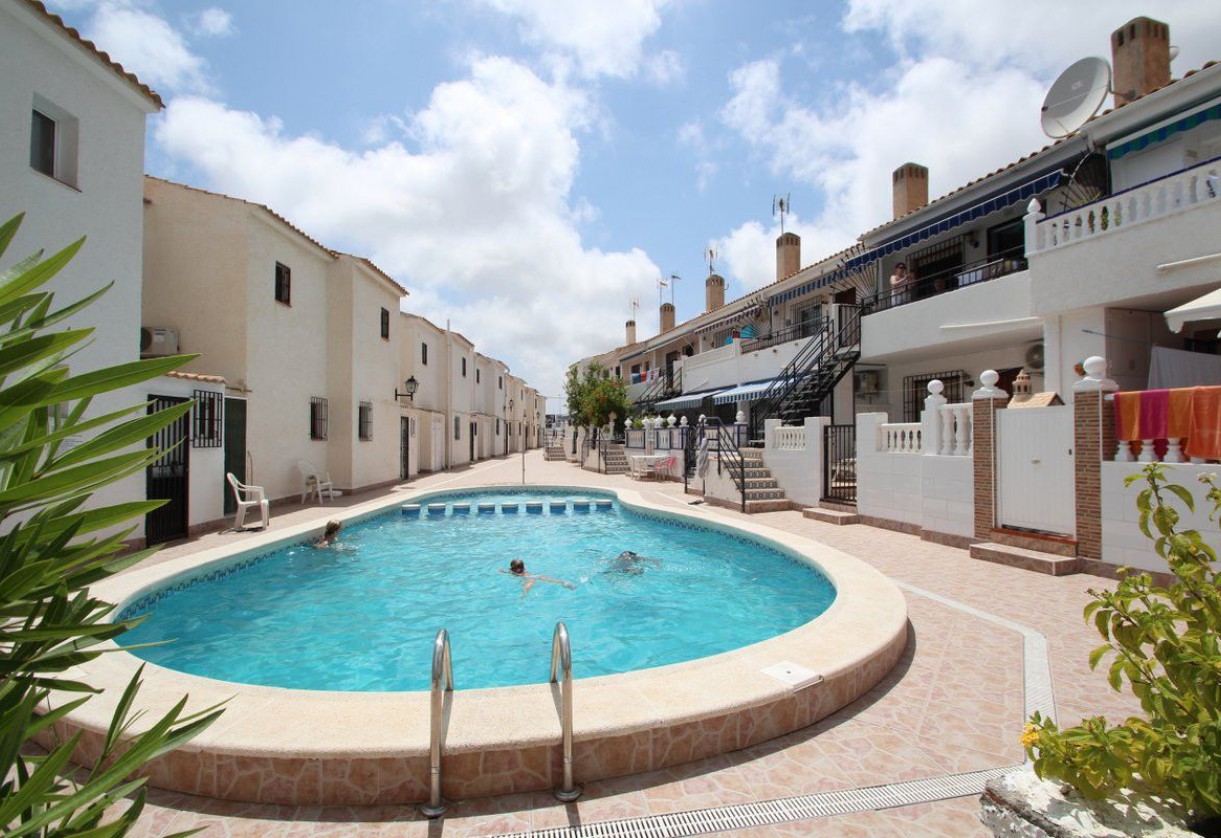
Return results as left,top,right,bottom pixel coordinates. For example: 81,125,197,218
748,305,862,442
634,368,681,413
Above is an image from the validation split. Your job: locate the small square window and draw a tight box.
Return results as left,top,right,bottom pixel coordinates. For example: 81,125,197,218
380,308,390,340
275,262,292,305
310,397,328,440
29,98,78,187
359,401,373,441
422,342,428,365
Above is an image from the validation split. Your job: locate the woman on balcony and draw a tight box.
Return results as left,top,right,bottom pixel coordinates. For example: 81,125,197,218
889,262,914,306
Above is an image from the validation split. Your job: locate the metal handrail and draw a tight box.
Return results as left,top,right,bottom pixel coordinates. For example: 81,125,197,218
420,628,453,819
549,622,581,802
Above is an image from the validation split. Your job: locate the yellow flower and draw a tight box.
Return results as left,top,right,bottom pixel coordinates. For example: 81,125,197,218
1020,723,1040,749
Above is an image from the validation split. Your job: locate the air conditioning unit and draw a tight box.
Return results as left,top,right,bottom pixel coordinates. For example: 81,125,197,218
140,326,179,356
853,370,880,395
1025,340,1046,373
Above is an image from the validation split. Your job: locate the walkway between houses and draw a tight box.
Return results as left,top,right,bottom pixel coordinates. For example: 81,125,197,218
115,450,1142,837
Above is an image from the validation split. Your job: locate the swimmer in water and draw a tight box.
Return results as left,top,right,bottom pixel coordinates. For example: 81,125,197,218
314,520,342,548
606,550,661,575
501,558,576,595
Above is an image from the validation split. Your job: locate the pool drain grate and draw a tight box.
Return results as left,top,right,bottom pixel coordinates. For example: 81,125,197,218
495,766,1015,837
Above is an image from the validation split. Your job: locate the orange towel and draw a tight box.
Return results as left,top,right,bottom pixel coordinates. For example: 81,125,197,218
1184,386,1221,461
1168,388,1194,439
1114,391,1142,441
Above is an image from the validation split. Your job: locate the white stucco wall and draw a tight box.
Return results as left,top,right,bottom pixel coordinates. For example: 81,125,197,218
1100,462,1220,573
760,417,827,508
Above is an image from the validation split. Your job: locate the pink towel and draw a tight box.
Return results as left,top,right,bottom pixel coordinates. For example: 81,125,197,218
1184,386,1221,461
1139,389,1170,439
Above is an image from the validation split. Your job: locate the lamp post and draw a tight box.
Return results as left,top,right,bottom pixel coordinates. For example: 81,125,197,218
395,376,419,482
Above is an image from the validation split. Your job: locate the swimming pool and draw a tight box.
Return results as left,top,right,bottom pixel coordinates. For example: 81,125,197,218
117,489,836,691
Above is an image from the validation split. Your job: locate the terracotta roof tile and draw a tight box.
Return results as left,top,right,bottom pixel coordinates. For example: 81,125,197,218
166,370,225,385
21,0,163,108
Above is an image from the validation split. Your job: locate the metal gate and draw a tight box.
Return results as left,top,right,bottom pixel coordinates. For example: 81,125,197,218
146,395,190,545
400,416,410,480
823,423,856,503
223,397,246,515
997,406,1075,535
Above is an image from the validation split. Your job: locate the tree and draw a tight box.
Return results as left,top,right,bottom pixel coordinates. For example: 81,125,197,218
0,214,223,836
564,362,629,432
1024,464,1221,825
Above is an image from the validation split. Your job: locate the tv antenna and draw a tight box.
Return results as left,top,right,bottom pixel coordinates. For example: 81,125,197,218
628,298,639,320
657,275,668,307
705,245,718,275
772,193,792,234
668,273,680,305
1041,56,1111,138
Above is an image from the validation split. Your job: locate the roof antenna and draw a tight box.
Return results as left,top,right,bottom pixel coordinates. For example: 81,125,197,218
705,245,718,276
772,193,792,234
628,298,640,319
668,274,681,306
657,275,668,308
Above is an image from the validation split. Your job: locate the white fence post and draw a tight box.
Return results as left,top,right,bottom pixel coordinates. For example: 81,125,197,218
922,380,946,455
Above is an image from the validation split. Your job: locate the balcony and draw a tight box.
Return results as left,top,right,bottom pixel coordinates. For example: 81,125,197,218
866,246,1028,315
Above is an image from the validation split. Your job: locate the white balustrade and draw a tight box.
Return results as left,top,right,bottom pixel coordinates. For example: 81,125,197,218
1030,159,1220,255
880,423,921,453
937,403,973,456
1113,436,1188,464
772,427,805,451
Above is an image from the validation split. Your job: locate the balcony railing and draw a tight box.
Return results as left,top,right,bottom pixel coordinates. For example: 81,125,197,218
867,246,1028,314
739,322,815,353
1030,155,1221,255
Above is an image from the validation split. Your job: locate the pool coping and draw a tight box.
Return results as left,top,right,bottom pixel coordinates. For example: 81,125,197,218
45,483,908,805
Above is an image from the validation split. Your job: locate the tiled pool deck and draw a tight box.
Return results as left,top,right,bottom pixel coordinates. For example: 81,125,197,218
115,451,1143,837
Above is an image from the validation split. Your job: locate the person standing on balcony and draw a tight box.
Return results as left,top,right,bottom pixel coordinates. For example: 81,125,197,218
890,262,914,305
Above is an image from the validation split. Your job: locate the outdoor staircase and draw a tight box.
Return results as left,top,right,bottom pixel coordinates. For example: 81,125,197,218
727,448,791,513
544,440,566,461
803,499,860,525
748,305,862,441
602,444,630,475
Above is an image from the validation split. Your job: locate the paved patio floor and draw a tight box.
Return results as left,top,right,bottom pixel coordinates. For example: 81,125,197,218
114,450,1143,837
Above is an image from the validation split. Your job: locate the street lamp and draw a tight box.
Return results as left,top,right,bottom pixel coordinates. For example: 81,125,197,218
395,375,419,402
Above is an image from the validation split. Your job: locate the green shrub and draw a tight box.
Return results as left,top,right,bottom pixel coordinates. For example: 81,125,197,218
1024,463,1221,819
0,214,223,836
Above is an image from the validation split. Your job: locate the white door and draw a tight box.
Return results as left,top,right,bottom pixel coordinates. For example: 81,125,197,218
997,406,1075,535
431,415,444,470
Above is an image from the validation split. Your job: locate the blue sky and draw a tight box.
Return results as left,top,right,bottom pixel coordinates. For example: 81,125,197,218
49,0,1221,404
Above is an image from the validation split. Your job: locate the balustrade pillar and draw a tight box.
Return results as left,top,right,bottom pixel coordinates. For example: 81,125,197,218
1073,356,1118,561
922,380,946,455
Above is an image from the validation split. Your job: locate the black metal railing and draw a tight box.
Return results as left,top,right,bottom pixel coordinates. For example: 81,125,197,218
823,424,857,504
739,322,814,353
634,367,682,411
867,246,1027,314
748,305,862,442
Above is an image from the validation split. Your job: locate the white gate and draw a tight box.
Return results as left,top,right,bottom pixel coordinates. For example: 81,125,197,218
996,406,1075,536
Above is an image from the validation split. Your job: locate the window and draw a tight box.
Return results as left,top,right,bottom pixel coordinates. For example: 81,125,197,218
498,376,503,389
191,390,223,448
380,308,390,340
310,397,328,440
421,342,428,365
453,416,460,440
29,97,78,186
496,418,501,435
461,358,467,377
275,262,292,305
358,401,373,440
476,369,481,384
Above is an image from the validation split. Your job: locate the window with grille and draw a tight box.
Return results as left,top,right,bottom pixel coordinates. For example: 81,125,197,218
275,262,292,305
358,401,373,441
902,370,966,422
191,390,223,447
310,397,328,440
380,308,390,340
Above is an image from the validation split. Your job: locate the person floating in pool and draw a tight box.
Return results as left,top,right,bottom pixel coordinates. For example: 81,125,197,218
606,550,661,575
502,558,576,596
314,520,342,548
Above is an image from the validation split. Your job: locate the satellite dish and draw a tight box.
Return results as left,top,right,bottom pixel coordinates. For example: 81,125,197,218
1041,57,1111,138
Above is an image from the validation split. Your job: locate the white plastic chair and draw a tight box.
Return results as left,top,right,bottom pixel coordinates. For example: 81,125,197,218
298,460,337,503
227,473,269,530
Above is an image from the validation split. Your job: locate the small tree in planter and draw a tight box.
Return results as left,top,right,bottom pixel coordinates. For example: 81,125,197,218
1023,463,1221,831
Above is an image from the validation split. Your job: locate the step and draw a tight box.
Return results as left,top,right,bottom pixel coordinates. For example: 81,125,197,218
744,498,794,514
803,507,860,525
969,542,1082,576
743,478,778,490
745,489,785,501
989,528,1077,557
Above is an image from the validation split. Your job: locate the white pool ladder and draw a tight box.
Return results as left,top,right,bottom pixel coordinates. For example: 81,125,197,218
421,628,452,818
551,621,582,802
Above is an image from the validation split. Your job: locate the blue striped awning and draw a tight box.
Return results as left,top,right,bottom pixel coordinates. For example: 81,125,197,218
770,169,1064,305
712,379,776,405
1108,103,1221,160
655,388,726,411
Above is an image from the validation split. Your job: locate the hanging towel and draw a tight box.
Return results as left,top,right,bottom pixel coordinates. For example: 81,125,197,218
1184,386,1221,461
1168,388,1194,439
1113,391,1143,441
1139,389,1170,439
696,438,709,478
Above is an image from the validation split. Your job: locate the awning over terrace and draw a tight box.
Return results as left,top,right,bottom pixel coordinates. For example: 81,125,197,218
711,379,777,405
770,169,1065,304
1165,286,1221,333
1107,98,1221,160
655,387,726,411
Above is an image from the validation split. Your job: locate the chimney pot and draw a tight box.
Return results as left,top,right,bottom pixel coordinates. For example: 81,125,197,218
705,274,725,312
659,303,675,334
892,163,929,219
1111,16,1171,107
626,319,636,345
776,232,800,282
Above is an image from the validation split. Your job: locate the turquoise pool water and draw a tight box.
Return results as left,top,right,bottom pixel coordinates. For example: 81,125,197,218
118,490,836,691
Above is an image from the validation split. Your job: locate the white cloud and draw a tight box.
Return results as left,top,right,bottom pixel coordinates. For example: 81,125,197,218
644,49,685,87
191,7,233,37
475,0,670,80
717,214,855,295
84,0,212,93
155,55,661,395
